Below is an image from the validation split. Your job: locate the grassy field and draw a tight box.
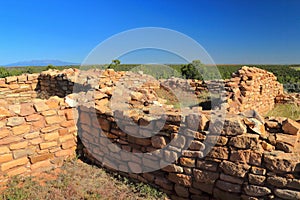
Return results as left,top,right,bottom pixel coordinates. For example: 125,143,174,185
0,160,167,200
266,103,300,121
292,66,300,71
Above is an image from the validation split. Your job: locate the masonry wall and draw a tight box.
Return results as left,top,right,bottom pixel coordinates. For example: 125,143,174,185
0,73,77,182
225,66,284,114
165,66,284,114
78,105,300,200
0,67,298,200
0,74,39,104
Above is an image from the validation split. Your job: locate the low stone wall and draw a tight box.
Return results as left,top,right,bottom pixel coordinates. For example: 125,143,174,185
78,101,300,199
0,67,298,200
0,81,77,181
0,73,39,104
37,69,76,98
161,66,285,114
225,66,284,114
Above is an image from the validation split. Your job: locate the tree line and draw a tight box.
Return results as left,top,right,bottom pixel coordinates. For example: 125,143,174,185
0,61,299,92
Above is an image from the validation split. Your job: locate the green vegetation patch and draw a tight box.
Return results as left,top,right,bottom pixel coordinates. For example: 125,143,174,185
0,160,167,200
266,103,300,121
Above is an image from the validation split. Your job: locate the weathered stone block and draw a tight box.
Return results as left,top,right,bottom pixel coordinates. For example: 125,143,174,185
174,184,189,198
207,146,229,160
287,179,300,190
13,148,35,159
193,169,219,184
219,160,250,178
189,140,205,151
220,173,244,184
98,118,111,132
243,184,271,197
248,174,266,185
168,173,192,187
6,117,25,126
0,128,10,139
180,157,195,167
264,151,299,173
274,188,300,200
0,146,10,154
206,135,228,146
229,134,259,149
61,139,76,149
29,153,54,164
41,110,57,116
161,164,183,173
20,103,35,116
41,125,60,133
151,135,167,148
0,154,13,163
1,157,28,171
164,150,179,163
5,76,17,83
39,141,57,149
0,136,22,145
9,141,28,150
186,113,209,131
43,131,59,141
26,114,43,122
182,150,203,158
0,107,12,118
267,176,288,187
282,119,300,135
196,160,219,172
55,149,74,157
33,100,50,112
215,180,241,193
45,115,65,125
211,116,247,136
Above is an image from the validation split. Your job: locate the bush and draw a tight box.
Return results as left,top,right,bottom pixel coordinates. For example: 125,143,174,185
180,60,203,80
46,65,58,70
0,67,9,78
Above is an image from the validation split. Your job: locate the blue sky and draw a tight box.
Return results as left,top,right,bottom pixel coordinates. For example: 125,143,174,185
0,0,299,65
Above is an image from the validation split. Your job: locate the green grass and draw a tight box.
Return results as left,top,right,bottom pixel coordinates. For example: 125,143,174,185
0,160,167,200
291,66,300,71
266,103,300,120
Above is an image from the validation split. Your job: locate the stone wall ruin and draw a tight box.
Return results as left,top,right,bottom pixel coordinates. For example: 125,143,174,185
0,66,299,200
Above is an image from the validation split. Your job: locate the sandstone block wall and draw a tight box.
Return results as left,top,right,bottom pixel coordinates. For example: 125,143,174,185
0,73,78,182
0,74,39,104
0,67,298,200
225,66,284,114
165,66,284,114
37,69,76,98
78,101,300,200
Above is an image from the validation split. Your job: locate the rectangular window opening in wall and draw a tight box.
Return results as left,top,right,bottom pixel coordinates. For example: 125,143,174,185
259,85,263,95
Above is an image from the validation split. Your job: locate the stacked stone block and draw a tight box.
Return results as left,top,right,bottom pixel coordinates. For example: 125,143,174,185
78,107,300,200
0,67,298,200
0,98,77,181
0,73,39,103
225,66,284,114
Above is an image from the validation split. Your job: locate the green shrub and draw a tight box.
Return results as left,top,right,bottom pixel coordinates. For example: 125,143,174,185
46,65,58,70
0,67,9,78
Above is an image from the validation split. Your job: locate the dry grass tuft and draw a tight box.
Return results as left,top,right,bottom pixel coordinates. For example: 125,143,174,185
266,103,300,121
0,160,168,200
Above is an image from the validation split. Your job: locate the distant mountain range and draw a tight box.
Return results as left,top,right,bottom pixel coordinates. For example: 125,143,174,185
4,60,79,67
